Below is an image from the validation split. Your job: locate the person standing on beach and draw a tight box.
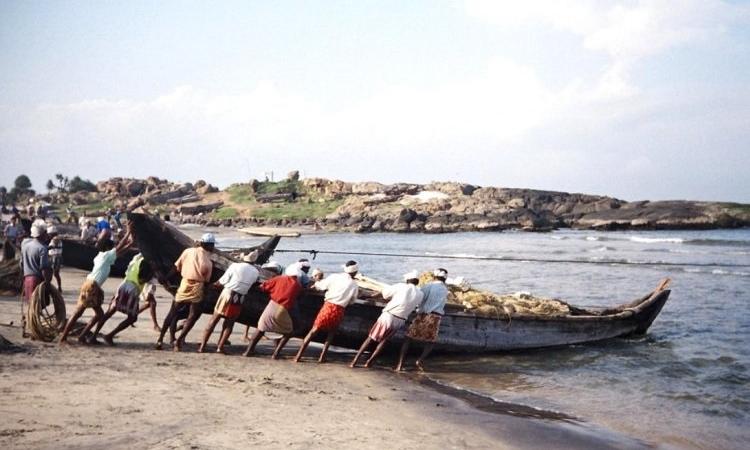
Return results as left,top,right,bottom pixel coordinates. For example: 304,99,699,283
292,260,360,363
350,270,423,368
19,223,51,336
47,226,63,292
243,264,303,359
243,260,282,342
155,233,215,351
395,268,449,372
89,253,155,344
58,227,135,345
198,253,259,354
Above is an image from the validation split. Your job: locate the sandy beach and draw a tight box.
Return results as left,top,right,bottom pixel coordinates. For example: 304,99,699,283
0,267,651,450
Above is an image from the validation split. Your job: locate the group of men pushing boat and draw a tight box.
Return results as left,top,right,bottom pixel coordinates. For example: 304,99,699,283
21,221,449,371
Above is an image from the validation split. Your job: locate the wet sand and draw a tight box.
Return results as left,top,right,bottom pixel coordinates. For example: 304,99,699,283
0,268,651,449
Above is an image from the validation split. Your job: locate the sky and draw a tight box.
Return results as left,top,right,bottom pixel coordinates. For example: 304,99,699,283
1,0,749,202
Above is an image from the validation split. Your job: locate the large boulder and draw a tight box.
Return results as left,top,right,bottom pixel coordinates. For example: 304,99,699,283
351,182,386,195
425,181,477,196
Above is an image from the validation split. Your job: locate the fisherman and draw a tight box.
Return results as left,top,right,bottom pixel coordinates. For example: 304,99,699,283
20,223,51,336
113,208,123,230
243,260,282,342
47,225,63,292
3,215,21,245
297,258,313,287
243,263,302,359
198,252,259,354
292,260,360,363
310,268,324,283
350,270,424,368
58,227,135,345
155,233,215,351
137,279,161,332
96,216,112,241
90,253,156,344
395,268,449,372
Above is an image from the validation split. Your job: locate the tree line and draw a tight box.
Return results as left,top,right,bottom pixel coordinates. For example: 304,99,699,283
0,173,96,204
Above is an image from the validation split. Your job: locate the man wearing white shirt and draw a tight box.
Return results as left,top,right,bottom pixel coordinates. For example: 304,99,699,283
349,270,423,369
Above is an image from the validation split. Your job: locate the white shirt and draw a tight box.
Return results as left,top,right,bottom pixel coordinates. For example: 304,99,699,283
314,272,359,307
418,281,449,315
218,262,259,296
381,282,424,319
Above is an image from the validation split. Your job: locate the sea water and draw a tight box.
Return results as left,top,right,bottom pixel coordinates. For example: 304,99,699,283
214,227,750,449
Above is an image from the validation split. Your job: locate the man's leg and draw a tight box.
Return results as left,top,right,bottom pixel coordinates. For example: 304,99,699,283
242,330,264,356
174,302,202,351
82,305,105,344
198,313,221,353
216,319,235,353
148,299,159,331
395,338,411,372
271,335,292,360
292,327,319,362
104,316,137,345
92,299,117,339
53,269,62,292
243,324,252,342
155,300,176,349
349,337,372,368
59,305,86,344
415,344,434,372
318,330,337,363
364,339,390,368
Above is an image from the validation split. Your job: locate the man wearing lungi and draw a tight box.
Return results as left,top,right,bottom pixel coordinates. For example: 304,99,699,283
58,227,136,345
243,263,302,359
395,268,450,372
350,270,424,368
293,260,360,363
198,252,259,354
20,223,51,336
156,233,215,351
90,253,155,345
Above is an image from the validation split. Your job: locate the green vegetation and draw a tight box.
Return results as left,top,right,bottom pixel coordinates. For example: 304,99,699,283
250,199,343,220
213,207,239,220
68,176,97,193
71,201,113,215
226,184,255,205
255,179,300,195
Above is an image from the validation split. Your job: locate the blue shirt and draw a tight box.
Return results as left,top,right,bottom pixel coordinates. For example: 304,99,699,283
96,220,111,231
418,281,449,315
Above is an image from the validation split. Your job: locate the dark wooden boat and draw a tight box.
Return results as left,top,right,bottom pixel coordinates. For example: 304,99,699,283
129,213,672,353
61,238,139,277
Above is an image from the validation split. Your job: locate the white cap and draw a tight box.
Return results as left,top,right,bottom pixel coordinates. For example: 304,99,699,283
284,262,302,277
47,225,59,235
298,259,311,268
433,268,448,278
200,233,216,244
262,261,282,273
403,270,419,281
344,263,359,274
30,223,46,238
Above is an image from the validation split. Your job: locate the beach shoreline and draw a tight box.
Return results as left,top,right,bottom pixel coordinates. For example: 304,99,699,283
0,268,653,449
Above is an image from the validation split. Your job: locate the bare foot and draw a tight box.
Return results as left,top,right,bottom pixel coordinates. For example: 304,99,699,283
59,338,69,346
317,357,327,364
292,356,301,363
197,345,205,353
243,335,251,342
415,360,425,372
348,362,357,368
104,335,115,346
153,325,161,333
364,361,373,368
242,349,254,357
86,338,102,346
155,342,163,350
173,341,182,352
393,365,404,372
216,347,226,355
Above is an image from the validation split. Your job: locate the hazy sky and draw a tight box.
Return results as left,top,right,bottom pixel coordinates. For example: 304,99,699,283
1,0,749,202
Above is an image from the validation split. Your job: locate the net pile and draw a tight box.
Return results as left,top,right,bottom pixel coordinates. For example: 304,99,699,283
418,272,570,318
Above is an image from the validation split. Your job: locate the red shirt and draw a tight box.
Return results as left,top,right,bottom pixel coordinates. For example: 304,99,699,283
260,275,301,310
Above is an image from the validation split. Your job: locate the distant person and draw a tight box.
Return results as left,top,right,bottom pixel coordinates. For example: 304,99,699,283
395,268,449,372
243,264,302,359
4,215,21,245
113,208,123,229
310,268,324,282
47,226,63,291
96,216,112,240
156,233,215,351
20,223,52,336
58,227,135,345
293,260,360,363
198,252,259,354
90,253,156,345
350,270,424,368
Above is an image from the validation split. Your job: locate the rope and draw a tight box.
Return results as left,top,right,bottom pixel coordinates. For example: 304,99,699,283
26,283,66,342
270,248,750,269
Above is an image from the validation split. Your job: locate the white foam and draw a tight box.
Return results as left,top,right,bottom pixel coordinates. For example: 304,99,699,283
585,236,600,241
630,237,684,244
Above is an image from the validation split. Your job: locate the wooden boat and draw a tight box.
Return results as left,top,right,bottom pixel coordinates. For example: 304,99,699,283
129,213,672,353
239,226,302,238
61,238,139,277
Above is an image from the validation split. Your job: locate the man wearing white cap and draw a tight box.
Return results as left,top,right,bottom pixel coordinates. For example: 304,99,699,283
293,260,359,363
198,252,259,354
243,262,303,359
350,270,424,369
19,223,51,336
395,268,450,372
156,233,215,351
47,225,63,291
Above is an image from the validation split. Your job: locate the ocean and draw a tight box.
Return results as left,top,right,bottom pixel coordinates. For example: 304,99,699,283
211,227,750,449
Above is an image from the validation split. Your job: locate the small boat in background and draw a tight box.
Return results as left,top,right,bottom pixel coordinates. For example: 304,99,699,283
239,226,302,238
